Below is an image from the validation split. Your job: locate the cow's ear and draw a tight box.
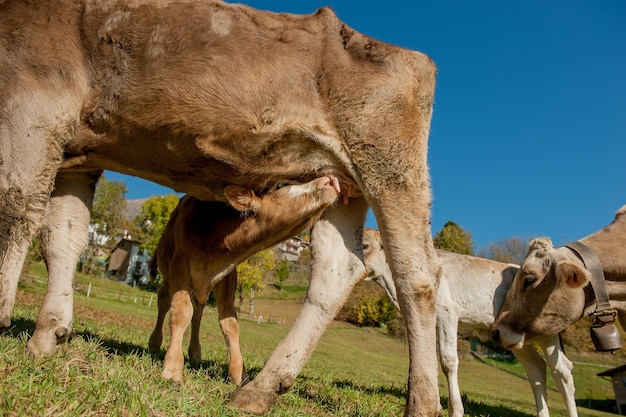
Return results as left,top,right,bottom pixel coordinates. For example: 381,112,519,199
555,261,591,288
223,186,261,213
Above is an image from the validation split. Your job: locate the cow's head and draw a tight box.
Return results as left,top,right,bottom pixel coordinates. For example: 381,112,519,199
362,228,400,310
491,237,590,350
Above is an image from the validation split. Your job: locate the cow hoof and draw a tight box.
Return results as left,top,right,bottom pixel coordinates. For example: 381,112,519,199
228,385,277,415
25,337,59,357
0,315,11,329
161,369,183,385
25,326,71,356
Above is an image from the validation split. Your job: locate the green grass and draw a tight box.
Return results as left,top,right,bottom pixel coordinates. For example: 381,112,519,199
1,262,622,416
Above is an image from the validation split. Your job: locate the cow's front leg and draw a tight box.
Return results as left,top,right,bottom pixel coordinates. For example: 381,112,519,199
26,171,99,355
228,197,369,414
539,335,578,417
435,298,463,417
512,345,549,417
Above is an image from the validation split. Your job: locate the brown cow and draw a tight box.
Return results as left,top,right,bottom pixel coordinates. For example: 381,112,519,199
0,1,439,415
492,205,626,352
148,176,339,385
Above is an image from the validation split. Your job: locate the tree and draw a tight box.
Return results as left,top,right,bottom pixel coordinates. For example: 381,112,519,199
433,221,475,255
133,195,180,255
237,249,276,316
91,175,128,240
274,259,290,290
478,236,530,264
82,175,128,273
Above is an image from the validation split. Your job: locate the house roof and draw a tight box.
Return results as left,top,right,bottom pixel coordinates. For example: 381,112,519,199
598,364,626,377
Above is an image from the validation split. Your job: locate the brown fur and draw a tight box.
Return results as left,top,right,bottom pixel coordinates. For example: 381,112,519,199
0,2,440,415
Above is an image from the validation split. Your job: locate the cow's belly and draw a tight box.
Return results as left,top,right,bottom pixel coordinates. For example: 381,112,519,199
65,125,354,202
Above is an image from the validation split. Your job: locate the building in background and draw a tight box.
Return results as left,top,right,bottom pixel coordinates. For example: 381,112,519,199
598,364,626,415
276,237,309,262
107,238,151,286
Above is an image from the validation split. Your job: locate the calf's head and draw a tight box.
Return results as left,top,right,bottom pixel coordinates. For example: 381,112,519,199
221,176,340,248
492,237,590,350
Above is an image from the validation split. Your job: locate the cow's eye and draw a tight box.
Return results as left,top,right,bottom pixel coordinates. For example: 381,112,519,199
362,243,370,251
522,275,538,291
272,180,297,191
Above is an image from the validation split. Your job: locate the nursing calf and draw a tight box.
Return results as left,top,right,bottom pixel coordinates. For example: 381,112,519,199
148,177,339,385
363,228,579,417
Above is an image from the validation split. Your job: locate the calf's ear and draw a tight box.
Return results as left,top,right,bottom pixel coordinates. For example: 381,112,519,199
223,186,261,213
555,261,591,288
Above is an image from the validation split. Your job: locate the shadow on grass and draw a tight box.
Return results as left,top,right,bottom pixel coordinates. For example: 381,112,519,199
2,315,234,382
458,393,534,417
576,398,618,414
296,378,536,417
1,316,36,337
2,317,616,416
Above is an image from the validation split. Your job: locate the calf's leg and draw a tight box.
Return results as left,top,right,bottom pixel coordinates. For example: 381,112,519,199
188,293,205,367
149,279,172,353
161,254,193,384
214,270,247,385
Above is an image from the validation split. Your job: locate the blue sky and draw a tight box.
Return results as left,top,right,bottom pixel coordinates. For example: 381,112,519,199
107,0,626,250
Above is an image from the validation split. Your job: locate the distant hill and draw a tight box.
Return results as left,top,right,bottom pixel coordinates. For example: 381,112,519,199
124,198,149,221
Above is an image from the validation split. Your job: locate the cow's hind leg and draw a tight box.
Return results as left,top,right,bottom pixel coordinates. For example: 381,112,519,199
367,192,442,417
229,198,369,413
214,270,247,385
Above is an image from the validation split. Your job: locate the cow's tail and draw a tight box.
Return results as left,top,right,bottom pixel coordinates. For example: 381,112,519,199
149,253,159,282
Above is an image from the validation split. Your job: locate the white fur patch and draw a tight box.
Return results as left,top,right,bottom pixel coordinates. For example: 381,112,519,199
210,10,232,36
286,184,309,198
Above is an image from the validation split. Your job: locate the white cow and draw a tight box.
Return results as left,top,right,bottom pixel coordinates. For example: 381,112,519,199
363,228,579,417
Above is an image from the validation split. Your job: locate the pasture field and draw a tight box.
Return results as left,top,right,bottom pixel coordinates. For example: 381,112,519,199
1,262,622,417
